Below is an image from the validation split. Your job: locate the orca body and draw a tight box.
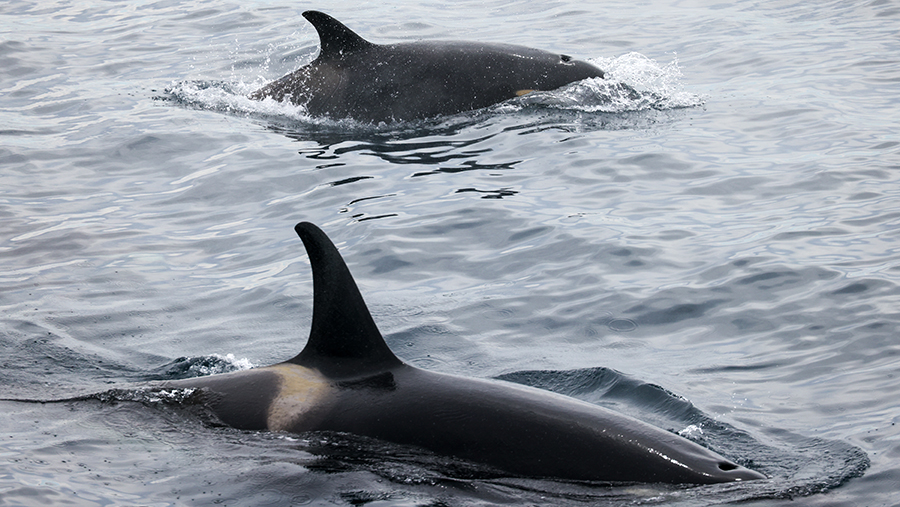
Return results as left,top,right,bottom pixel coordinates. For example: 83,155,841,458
249,11,606,123
162,222,765,484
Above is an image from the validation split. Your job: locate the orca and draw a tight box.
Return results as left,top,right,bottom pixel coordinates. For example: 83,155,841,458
249,11,606,123
159,222,766,484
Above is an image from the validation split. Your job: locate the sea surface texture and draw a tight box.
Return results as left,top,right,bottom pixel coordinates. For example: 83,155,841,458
1,0,898,505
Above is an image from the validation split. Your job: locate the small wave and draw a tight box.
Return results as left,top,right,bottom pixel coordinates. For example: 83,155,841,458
90,386,198,405
144,353,255,380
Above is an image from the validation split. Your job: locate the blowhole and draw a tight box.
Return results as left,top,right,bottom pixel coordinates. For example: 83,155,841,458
560,54,572,63
718,461,739,471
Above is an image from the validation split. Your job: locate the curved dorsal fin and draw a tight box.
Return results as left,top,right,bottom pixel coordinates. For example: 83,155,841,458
287,222,402,378
302,11,374,60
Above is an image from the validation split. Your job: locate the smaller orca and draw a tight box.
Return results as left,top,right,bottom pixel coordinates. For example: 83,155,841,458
250,11,606,123
158,222,766,484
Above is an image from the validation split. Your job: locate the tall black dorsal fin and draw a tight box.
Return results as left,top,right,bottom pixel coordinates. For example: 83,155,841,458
288,222,402,378
302,11,374,60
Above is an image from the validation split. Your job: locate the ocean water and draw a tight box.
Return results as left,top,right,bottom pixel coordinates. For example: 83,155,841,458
1,0,898,505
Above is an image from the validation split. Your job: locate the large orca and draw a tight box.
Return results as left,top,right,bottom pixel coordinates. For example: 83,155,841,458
250,11,606,123
159,222,766,484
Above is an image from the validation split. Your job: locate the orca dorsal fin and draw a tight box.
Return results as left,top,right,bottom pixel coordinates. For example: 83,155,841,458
302,11,374,60
287,222,402,378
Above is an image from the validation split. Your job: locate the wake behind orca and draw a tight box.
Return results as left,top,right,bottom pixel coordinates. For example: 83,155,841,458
250,11,606,123
153,222,765,484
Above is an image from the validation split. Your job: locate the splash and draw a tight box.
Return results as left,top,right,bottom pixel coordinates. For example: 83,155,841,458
146,353,256,380
596,52,703,109
164,79,310,121
508,52,703,114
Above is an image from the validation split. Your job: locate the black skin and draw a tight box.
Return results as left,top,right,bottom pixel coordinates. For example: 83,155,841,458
162,222,766,484
309,364,766,483
250,11,606,123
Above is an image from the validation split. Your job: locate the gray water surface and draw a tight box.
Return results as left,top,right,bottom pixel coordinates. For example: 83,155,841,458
2,0,898,505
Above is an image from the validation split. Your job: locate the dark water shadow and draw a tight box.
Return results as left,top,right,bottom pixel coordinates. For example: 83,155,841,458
272,115,514,173
160,78,698,180
269,105,693,171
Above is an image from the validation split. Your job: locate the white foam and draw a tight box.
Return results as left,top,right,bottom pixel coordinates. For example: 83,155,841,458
678,423,705,439
591,52,704,110
212,353,255,372
164,79,314,122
